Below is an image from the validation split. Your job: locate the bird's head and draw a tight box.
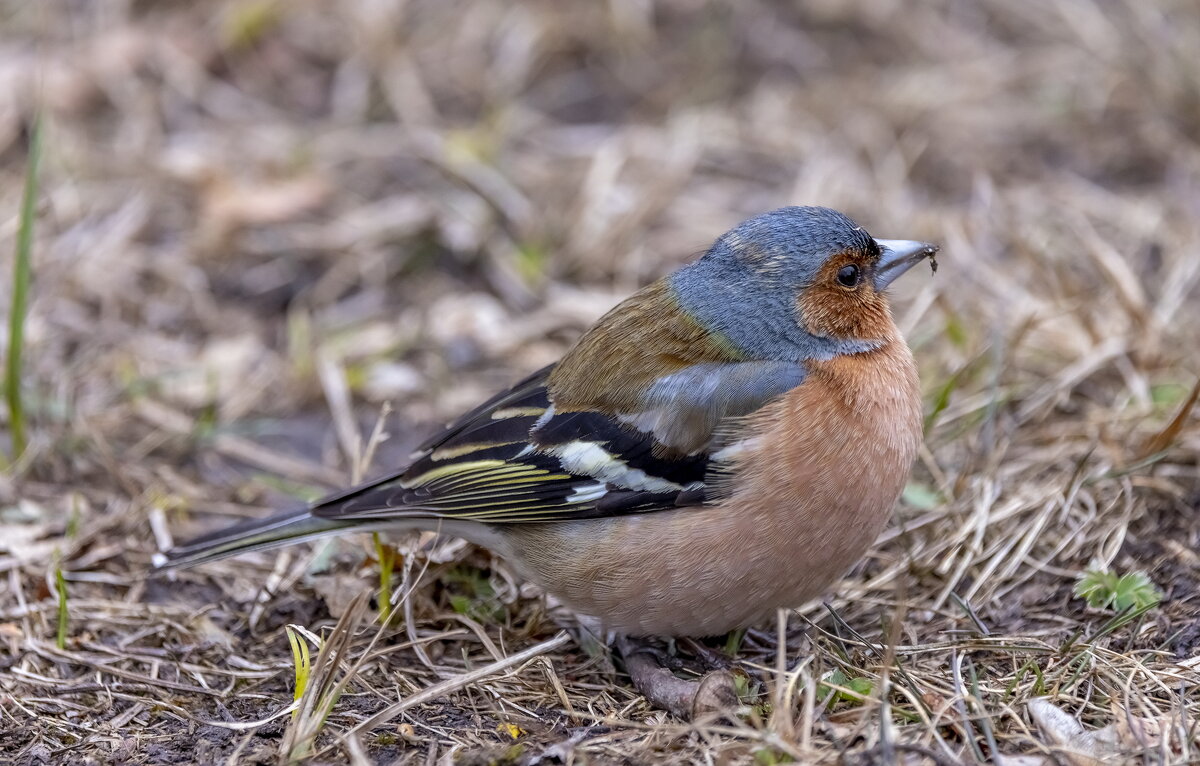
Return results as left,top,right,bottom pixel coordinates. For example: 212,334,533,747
670,206,937,362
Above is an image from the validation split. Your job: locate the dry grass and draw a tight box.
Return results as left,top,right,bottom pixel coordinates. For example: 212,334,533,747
1,1,1199,763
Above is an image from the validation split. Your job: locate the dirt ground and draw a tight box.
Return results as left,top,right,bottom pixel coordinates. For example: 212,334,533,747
1,1,1199,764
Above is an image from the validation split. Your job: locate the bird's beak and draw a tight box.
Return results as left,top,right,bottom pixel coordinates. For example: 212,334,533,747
873,239,939,290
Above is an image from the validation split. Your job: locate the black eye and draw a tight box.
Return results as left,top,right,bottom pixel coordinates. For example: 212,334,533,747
836,264,861,287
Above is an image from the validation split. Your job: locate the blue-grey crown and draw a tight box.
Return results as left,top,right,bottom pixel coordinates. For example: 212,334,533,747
670,206,883,362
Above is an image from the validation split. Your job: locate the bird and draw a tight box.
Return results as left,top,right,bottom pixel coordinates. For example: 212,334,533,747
159,205,936,653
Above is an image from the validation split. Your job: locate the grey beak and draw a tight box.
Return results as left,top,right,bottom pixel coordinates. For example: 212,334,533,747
873,238,939,290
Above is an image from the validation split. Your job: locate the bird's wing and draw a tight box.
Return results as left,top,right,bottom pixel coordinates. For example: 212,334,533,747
312,360,805,524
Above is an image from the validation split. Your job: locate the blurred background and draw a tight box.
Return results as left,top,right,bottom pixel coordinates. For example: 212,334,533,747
1,1,1199,762
2,0,1196,455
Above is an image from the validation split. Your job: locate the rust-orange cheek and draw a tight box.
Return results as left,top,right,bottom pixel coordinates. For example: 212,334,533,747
796,278,893,342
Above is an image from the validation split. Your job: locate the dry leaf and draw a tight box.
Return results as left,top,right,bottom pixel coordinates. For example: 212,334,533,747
1028,698,1121,766
187,614,236,650
198,174,330,249
1028,698,1189,766
307,568,373,621
0,500,58,568
162,334,266,408
0,622,24,656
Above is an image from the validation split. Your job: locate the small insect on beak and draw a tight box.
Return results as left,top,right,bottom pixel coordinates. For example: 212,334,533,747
873,239,940,290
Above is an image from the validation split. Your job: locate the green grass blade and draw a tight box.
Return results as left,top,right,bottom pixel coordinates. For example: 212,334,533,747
5,118,42,462
55,562,69,649
285,625,313,710
374,532,395,622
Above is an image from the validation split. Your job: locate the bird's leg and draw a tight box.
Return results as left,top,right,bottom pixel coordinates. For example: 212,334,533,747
615,636,739,720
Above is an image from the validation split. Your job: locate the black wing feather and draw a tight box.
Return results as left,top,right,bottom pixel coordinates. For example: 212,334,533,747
312,367,711,524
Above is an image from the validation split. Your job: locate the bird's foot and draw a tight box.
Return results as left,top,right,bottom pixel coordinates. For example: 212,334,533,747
678,636,734,671
616,636,739,720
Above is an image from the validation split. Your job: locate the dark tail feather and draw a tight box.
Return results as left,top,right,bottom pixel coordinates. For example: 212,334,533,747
153,507,364,569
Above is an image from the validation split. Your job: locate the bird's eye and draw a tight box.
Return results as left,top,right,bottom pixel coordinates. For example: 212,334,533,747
836,264,861,287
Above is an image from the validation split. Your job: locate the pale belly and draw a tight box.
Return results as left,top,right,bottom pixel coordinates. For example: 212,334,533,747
500,497,898,636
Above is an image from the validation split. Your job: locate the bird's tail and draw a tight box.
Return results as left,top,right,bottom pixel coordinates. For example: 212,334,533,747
153,507,367,569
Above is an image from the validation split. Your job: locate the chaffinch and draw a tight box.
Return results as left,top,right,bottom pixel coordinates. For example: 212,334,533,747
160,206,937,640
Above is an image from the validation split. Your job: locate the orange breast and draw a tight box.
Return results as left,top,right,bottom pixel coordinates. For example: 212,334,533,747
729,337,924,546
502,340,924,636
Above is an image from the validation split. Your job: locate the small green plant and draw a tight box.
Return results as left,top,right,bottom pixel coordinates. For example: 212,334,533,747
723,626,747,656
222,0,282,49
515,242,548,284
817,669,874,706
5,116,41,463
902,481,943,510
732,672,761,704
924,364,965,434
753,747,794,765
285,625,314,712
1074,567,1162,612
283,596,367,761
65,495,82,539
54,562,68,649
373,532,396,622
444,565,505,623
